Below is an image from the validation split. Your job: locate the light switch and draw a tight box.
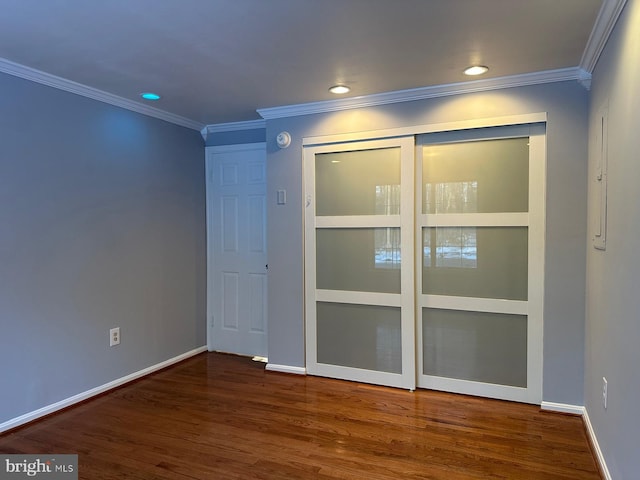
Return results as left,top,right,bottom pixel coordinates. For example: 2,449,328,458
277,189,286,205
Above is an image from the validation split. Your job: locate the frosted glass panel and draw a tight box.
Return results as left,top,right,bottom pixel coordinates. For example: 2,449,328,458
422,138,529,214
423,308,527,387
423,227,527,300
316,148,401,216
317,228,401,293
317,302,401,373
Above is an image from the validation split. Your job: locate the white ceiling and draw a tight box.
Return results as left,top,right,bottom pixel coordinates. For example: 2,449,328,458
0,0,605,127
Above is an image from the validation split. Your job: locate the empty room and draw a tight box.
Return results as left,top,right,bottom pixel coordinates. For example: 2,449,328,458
1,1,638,478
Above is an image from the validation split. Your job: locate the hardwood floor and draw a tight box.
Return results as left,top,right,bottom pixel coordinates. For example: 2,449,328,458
0,352,600,479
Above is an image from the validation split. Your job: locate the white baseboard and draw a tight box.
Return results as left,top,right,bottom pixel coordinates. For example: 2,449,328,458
0,345,208,433
583,408,612,480
540,403,611,479
265,363,307,375
540,401,586,415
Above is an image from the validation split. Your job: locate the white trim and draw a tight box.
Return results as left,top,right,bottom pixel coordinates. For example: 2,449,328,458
0,57,204,131
422,295,529,316
302,113,547,147
577,69,592,91
540,401,585,415
580,0,628,73
316,290,402,307
420,376,531,404
539,392,616,480
420,212,529,227
583,408,612,480
527,125,546,405
315,215,401,228
0,346,207,434
309,364,411,390
416,123,537,144
539,403,611,479
265,363,307,375
201,120,266,141
259,69,583,120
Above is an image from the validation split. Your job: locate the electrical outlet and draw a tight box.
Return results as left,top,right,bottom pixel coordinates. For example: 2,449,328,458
109,327,120,347
602,377,608,409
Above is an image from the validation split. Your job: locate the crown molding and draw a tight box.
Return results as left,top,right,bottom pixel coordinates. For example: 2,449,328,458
580,0,628,73
0,57,204,131
577,68,593,90
200,119,266,141
257,67,590,120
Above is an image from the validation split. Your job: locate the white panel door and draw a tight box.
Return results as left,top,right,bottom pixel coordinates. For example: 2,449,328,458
206,143,267,358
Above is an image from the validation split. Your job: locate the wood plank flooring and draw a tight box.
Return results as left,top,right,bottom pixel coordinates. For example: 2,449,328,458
0,352,601,479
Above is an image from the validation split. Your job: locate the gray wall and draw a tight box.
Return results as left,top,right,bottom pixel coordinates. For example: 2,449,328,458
585,0,640,477
267,80,589,405
0,72,206,425
205,128,265,147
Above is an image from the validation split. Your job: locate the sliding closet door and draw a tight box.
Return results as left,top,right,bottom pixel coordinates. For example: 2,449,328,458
304,137,415,389
416,125,545,403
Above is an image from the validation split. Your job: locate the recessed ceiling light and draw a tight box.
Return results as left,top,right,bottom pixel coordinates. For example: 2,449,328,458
329,85,350,94
140,92,161,101
464,65,489,76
